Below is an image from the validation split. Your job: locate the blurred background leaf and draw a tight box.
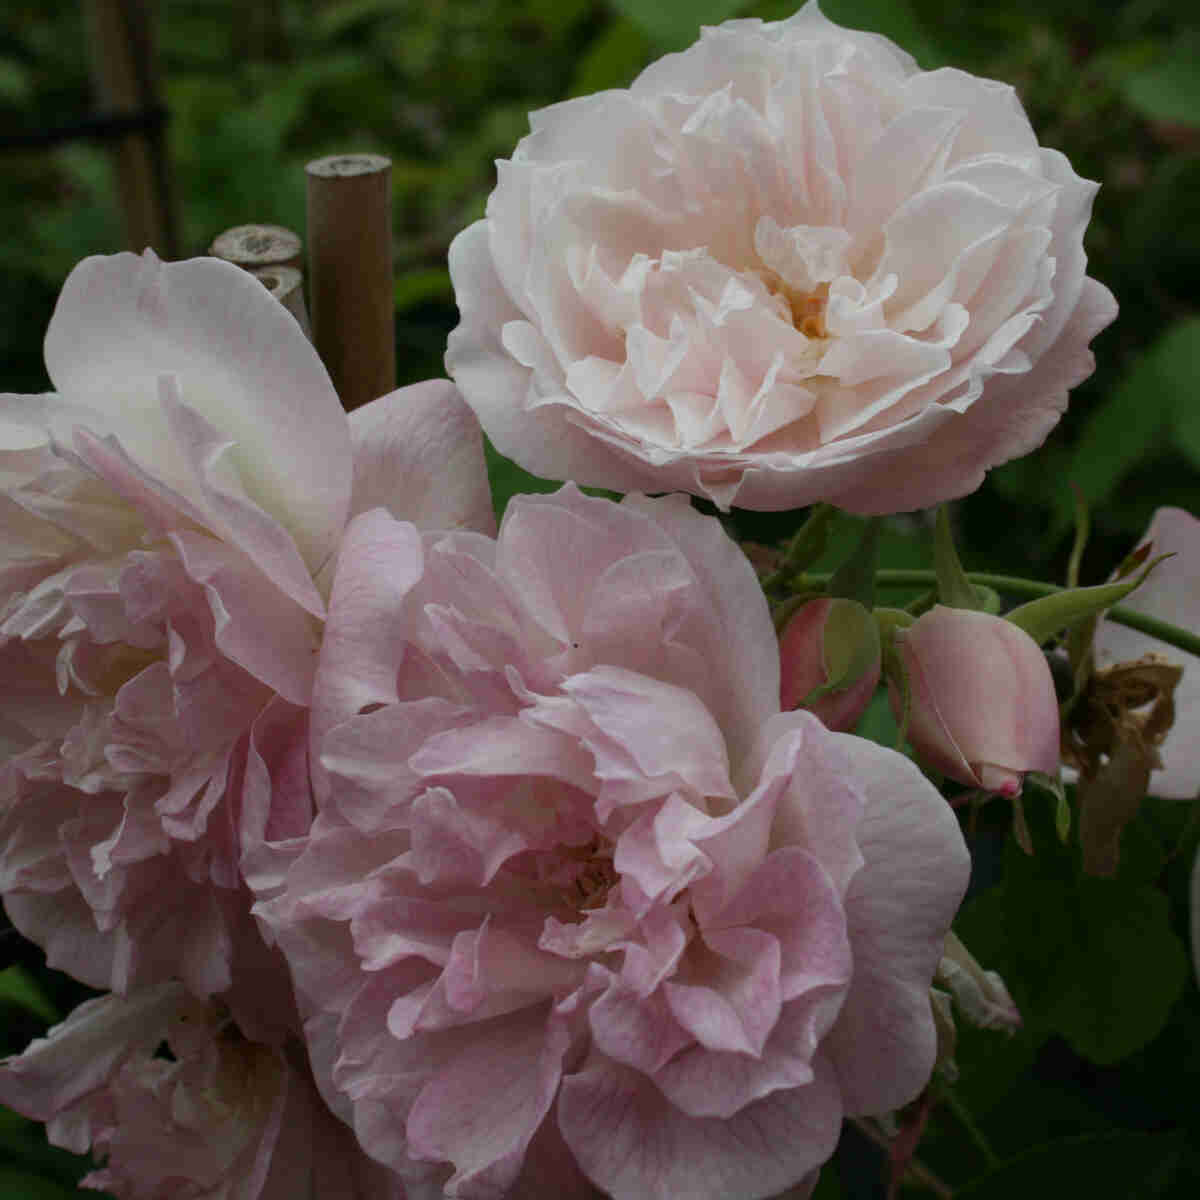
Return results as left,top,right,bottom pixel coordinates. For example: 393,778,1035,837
1062,318,1200,527
1121,32,1200,128
0,965,58,1025
608,0,748,52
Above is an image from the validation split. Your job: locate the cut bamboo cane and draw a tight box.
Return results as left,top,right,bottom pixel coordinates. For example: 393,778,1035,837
210,224,302,270
250,266,312,338
305,153,395,411
84,0,176,257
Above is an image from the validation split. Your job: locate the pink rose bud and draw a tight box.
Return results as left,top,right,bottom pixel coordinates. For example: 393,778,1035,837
780,597,881,731
890,605,1060,795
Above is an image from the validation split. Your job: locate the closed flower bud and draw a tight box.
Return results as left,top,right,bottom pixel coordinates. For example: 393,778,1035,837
935,932,1021,1034
890,605,1060,795
780,597,881,731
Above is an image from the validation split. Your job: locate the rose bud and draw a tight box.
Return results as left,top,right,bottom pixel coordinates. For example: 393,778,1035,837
889,605,1060,795
935,932,1021,1034
780,597,881,730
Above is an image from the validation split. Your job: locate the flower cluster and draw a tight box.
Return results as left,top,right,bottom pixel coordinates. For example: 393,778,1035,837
5,4,1175,1200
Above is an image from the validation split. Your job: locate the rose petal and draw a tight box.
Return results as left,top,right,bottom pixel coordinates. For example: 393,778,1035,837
44,251,350,569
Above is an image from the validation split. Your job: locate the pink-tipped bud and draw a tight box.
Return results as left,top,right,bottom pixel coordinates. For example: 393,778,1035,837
780,597,881,732
888,605,1060,793
936,932,1022,1034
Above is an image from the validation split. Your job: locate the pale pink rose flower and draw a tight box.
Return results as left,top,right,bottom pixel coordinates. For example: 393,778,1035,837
258,485,970,1199
0,250,493,1000
889,605,1061,796
1092,507,1200,801
0,982,405,1200
446,0,1116,513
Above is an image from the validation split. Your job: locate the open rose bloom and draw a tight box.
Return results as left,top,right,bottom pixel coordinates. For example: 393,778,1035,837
0,983,404,1200
0,251,492,1002
259,486,970,1199
447,0,1116,512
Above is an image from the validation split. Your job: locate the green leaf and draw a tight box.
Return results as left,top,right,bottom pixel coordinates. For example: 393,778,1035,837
0,1169,80,1200
526,0,592,35
852,689,900,750
393,268,452,313
1163,319,1200,469
484,438,561,521
828,517,880,608
943,992,1043,1119
818,0,946,68
483,439,618,522
570,19,650,96
806,599,879,701
1026,771,1070,842
770,503,839,588
0,56,30,103
1121,35,1200,127
989,833,1188,1064
1003,554,1168,645
314,0,401,40
0,965,57,1024
0,1108,91,1188
748,0,945,68
956,1131,1185,1200
608,0,748,51
1066,319,1199,510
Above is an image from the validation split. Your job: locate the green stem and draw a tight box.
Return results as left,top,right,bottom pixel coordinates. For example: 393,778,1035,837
802,569,1200,658
941,1088,1000,1169
1067,488,1090,590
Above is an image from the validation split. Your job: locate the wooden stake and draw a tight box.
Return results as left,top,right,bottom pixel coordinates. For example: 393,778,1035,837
305,153,395,410
210,224,311,337
84,0,176,257
250,266,312,338
210,224,302,270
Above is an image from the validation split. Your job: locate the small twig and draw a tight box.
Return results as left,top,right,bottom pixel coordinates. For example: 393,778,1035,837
941,1086,1000,1169
849,1117,954,1199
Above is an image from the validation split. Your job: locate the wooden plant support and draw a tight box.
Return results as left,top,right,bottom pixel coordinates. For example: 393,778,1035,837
209,223,302,271
84,0,176,257
251,266,311,338
210,224,311,338
305,153,395,411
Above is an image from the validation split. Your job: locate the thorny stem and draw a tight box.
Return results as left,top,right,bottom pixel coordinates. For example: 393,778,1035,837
800,569,1200,659
848,1117,954,1199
